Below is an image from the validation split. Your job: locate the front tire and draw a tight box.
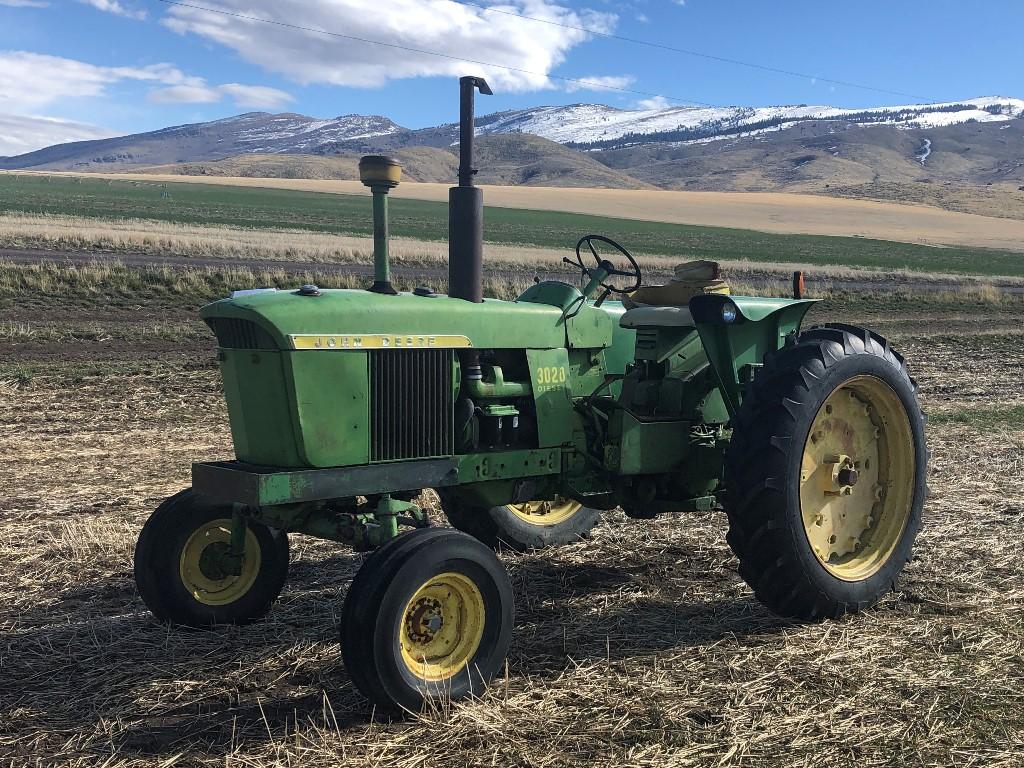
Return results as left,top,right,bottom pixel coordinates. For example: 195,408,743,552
133,489,289,626
340,528,514,711
444,495,601,551
724,325,927,620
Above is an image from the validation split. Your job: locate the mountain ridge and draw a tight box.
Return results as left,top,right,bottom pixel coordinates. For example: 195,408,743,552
2,96,1022,200
5,96,1022,171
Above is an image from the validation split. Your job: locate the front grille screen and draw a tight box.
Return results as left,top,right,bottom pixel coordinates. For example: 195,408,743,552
369,349,454,461
206,318,276,349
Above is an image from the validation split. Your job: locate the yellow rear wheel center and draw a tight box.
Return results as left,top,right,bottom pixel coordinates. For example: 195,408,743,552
506,497,582,526
400,572,485,683
179,519,261,606
799,375,915,581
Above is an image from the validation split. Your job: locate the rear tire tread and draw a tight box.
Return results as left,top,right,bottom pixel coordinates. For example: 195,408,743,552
723,324,927,620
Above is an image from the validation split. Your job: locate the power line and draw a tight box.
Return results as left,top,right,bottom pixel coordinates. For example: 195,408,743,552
446,0,935,103
155,0,722,108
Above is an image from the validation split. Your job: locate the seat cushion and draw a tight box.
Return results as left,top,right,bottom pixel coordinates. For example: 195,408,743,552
625,260,730,308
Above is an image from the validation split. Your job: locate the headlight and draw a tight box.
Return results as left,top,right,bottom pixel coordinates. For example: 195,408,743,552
721,302,738,323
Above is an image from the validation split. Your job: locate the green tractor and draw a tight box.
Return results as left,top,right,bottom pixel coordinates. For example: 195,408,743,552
134,77,927,712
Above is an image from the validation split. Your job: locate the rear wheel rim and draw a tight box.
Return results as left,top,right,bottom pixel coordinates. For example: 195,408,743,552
178,519,261,605
799,375,915,581
506,497,582,526
399,572,485,683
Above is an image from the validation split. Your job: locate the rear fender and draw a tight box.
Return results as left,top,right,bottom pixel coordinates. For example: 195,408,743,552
689,295,818,418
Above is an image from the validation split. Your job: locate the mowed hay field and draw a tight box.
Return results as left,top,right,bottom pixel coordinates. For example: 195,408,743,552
1,262,1023,766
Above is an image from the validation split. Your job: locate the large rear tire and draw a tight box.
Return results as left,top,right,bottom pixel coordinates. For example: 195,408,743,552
134,489,289,626
724,324,927,620
444,495,601,551
340,528,514,711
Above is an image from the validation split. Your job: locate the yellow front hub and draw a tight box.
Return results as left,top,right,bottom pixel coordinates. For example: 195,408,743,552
800,375,915,581
506,497,582,526
178,519,260,606
400,572,485,682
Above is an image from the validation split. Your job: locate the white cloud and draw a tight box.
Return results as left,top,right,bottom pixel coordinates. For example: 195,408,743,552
148,84,222,104
0,52,204,112
0,1,50,7
219,83,294,109
0,51,294,154
0,113,113,156
162,0,618,93
148,82,294,109
77,0,145,19
636,95,670,110
0,51,291,112
564,75,635,94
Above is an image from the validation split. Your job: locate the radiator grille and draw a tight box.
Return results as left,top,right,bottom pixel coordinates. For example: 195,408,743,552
370,349,454,461
206,318,276,349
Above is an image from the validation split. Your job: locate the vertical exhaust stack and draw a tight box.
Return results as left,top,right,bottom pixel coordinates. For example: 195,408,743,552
448,76,492,303
359,155,402,295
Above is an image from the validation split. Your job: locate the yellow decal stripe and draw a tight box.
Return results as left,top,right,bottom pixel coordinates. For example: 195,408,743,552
289,334,473,350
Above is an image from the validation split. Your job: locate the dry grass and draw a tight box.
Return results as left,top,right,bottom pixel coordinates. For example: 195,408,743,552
1,294,1022,766
5,213,1024,296
823,181,1024,222
18,170,1024,252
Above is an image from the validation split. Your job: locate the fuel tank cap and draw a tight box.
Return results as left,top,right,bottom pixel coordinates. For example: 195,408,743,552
413,285,438,297
297,284,321,296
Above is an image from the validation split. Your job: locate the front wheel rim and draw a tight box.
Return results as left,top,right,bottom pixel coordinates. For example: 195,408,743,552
799,375,916,582
399,572,486,683
179,519,261,605
505,497,582,526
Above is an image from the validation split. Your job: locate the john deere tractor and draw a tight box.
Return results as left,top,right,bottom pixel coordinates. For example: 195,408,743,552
134,77,927,712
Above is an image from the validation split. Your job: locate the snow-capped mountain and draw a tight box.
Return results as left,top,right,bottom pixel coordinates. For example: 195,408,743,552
228,113,402,153
1,112,404,170
2,96,1021,171
467,97,1024,149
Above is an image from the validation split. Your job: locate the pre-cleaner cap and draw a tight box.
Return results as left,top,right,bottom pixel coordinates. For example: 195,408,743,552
358,155,402,188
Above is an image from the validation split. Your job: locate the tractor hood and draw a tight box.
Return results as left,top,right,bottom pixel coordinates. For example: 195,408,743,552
201,287,584,351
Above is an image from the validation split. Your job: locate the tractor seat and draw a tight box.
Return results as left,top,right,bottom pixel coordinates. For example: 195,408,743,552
624,259,730,310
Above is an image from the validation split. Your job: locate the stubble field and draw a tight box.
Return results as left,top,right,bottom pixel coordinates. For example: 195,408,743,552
1,261,1022,767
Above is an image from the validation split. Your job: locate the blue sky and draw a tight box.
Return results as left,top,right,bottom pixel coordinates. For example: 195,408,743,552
1,0,1021,155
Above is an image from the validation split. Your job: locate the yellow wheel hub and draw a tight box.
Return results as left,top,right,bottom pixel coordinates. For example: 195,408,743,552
178,519,260,606
400,572,485,682
800,375,915,581
506,497,582,526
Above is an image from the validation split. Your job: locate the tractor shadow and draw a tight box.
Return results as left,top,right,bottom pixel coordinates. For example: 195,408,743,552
1,551,369,758
506,552,790,673
2,545,791,760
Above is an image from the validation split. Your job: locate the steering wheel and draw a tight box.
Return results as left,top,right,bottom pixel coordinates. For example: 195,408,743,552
567,234,642,296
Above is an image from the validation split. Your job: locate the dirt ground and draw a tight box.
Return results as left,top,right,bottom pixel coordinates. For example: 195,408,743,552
1,290,1022,766
20,170,1024,253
